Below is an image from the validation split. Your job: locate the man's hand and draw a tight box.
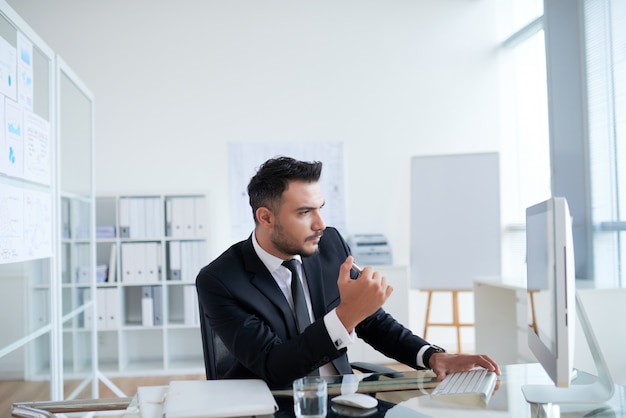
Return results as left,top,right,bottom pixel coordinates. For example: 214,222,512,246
429,352,501,381
335,256,393,332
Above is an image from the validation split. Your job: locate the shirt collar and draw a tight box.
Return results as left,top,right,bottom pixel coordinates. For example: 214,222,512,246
252,231,302,274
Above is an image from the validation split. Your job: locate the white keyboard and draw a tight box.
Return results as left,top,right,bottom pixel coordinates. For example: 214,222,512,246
431,368,497,407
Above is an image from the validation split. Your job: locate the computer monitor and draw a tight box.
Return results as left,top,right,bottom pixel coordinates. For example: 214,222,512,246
522,197,614,404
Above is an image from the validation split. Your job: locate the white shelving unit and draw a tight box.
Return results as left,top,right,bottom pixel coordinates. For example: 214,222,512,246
59,195,95,379
95,194,208,376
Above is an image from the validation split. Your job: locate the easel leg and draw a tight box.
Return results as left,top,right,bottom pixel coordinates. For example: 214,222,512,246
452,290,462,353
423,290,433,341
422,289,472,353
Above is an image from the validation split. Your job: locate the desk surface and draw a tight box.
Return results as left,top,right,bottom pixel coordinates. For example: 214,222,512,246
12,363,626,418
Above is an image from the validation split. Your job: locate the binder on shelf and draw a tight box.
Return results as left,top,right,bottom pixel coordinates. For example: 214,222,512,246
153,286,163,325
129,198,146,238
146,197,163,237
106,287,120,329
61,198,71,239
141,286,154,327
108,243,117,282
97,288,108,330
168,197,186,238
144,242,161,283
168,241,181,280
165,197,174,236
82,289,94,329
119,197,131,238
121,243,135,283
193,197,207,237
182,197,195,238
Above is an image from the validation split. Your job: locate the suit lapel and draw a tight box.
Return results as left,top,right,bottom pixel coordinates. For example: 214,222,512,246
241,237,299,335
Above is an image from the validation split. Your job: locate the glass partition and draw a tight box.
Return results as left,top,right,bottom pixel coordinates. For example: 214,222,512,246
0,2,96,406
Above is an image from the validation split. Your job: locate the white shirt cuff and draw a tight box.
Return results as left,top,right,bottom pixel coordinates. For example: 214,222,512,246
416,345,431,369
324,308,356,350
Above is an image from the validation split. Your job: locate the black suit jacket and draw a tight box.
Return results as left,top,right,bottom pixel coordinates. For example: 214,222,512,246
196,227,429,388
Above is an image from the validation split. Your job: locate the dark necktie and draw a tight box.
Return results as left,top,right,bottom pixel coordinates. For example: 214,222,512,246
282,259,311,333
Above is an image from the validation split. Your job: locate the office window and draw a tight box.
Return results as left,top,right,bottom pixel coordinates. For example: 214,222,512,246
500,21,551,278
586,0,626,287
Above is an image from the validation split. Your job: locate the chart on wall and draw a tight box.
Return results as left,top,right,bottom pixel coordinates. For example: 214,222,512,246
410,152,501,289
228,142,346,241
0,31,53,264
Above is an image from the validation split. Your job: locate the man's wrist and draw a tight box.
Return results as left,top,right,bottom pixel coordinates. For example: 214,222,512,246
422,345,447,369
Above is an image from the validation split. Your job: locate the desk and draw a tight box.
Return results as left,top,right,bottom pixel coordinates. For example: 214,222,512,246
12,364,626,417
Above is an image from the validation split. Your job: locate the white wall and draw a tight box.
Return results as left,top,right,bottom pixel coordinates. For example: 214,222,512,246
6,0,501,268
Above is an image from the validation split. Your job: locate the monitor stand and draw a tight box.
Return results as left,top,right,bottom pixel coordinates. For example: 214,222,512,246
522,292,615,404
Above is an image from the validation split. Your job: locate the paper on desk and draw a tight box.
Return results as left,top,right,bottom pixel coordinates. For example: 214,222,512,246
163,379,278,418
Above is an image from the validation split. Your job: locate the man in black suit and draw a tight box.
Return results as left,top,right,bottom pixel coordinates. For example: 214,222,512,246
196,156,500,388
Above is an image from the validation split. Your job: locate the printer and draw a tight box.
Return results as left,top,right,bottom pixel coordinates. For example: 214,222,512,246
347,234,393,266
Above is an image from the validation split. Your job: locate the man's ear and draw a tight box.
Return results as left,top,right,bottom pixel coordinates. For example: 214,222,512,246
256,207,273,227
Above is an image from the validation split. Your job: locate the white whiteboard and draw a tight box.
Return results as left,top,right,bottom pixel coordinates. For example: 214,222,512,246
410,153,501,289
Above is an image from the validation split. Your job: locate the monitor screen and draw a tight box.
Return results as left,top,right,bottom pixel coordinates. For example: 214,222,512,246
525,197,575,388
523,197,614,404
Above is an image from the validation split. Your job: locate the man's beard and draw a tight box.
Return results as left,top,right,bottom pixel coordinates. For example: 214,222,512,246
271,221,322,257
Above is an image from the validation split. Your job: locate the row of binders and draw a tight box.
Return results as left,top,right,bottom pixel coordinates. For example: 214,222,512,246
61,198,91,240
91,287,120,330
62,242,93,284
140,285,199,327
83,285,199,330
168,241,207,281
118,197,163,238
165,196,207,239
121,242,163,284
141,286,164,326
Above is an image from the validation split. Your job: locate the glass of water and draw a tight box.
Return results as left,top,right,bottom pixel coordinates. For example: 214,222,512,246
293,376,327,418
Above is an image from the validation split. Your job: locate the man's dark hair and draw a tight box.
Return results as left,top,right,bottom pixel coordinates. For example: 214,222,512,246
247,156,322,224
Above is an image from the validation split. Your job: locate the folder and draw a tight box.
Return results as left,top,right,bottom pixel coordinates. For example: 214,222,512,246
97,288,108,330
182,197,195,238
193,197,207,238
121,243,135,283
108,243,117,282
169,197,185,238
106,287,120,329
141,286,154,327
119,197,131,238
165,197,173,236
152,285,163,326
129,198,146,238
144,242,161,283
168,241,181,281
163,379,278,418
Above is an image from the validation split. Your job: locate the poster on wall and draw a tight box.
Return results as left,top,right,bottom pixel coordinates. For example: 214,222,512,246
0,183,52,264
0,35,17,102
0,183,23,263
228,142,347,241
23,110,51,185
17,32,34,110
3,99,23,179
